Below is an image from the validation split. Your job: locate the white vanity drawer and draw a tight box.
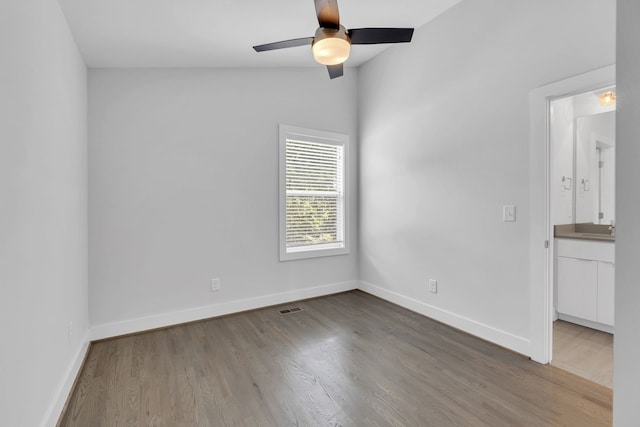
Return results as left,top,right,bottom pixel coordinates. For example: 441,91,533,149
556,238,615,263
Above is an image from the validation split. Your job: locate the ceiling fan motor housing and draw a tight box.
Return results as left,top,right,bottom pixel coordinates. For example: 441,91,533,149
312,25,351,65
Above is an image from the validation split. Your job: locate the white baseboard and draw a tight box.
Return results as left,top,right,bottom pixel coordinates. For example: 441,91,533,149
557,313,614,334
90,280,358,341
41,331,91,427
47,279,530,426
358,281,532,357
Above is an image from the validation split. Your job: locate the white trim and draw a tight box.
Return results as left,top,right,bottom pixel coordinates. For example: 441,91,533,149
90,281,358,341
358,281,531,357
557,313,614,334
41,330,91,427
529,65,616,364
287,241,345,254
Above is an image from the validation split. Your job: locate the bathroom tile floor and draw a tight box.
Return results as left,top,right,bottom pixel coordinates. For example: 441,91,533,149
552,320,613,388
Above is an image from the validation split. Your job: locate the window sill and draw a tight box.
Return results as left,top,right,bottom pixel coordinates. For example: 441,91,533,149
280,244,349,261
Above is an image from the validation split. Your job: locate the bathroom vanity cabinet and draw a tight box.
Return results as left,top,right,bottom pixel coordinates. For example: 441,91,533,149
556,238,615,332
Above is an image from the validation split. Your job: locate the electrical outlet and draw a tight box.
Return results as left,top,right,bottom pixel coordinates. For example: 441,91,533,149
429,279,438,294
211,278,221,292
503,205,516,222
68,321,73,344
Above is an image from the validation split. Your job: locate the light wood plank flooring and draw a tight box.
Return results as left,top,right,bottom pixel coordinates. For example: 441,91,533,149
59,291,612,426
552,320,613,388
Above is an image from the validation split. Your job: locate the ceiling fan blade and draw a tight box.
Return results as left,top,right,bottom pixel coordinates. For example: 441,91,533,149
348,28,414,45
314,0,340,29
327,64,343,79
253,37,314,52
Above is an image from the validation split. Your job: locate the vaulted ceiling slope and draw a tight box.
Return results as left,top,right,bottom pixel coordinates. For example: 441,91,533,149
57,0,463,68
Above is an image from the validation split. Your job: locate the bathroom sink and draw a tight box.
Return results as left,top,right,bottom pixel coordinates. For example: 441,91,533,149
554,224,615,241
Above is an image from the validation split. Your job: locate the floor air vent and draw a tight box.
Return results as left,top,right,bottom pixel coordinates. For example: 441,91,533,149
278,307,303,315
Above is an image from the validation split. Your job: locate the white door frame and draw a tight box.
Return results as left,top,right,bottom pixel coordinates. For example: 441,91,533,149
529,65,615,364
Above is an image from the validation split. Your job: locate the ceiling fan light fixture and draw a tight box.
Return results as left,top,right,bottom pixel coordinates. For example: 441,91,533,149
312,26,351,66
252,0,415,79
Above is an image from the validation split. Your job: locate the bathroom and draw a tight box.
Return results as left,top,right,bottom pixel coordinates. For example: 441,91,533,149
550,86,616,387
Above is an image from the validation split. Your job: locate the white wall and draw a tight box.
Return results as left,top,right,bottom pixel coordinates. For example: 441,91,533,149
358,0,615,355
550,97,575,225
88,68,359,336
0,0,88,426
614,0,640,424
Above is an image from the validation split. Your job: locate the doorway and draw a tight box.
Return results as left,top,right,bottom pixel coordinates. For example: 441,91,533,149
528,65,615,368
548,88,615,387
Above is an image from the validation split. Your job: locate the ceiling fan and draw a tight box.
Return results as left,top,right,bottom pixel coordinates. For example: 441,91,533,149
252,0,414,79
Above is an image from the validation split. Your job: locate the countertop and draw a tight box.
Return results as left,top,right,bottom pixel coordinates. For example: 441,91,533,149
554,223,615,242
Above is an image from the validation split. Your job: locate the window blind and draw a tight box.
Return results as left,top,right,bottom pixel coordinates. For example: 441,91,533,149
285,139,344,249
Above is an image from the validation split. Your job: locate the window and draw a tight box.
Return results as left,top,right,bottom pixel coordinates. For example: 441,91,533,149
279,125,349,261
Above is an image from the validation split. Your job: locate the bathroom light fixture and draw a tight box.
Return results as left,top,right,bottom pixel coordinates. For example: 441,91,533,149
598,91,616,107
312,26,351,66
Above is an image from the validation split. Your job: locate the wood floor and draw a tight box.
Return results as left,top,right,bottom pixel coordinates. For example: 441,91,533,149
59,291,612,426
552,320,613,388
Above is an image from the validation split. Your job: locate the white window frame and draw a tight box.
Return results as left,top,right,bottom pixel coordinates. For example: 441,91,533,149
279,124,349,261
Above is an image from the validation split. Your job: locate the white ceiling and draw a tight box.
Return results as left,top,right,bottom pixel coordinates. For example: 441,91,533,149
57,0,463,68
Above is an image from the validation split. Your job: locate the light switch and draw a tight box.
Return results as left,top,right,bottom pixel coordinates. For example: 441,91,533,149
503,205,516,222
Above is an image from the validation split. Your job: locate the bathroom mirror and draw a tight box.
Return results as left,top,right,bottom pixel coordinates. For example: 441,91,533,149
575,111,615,224
550,86,616,226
